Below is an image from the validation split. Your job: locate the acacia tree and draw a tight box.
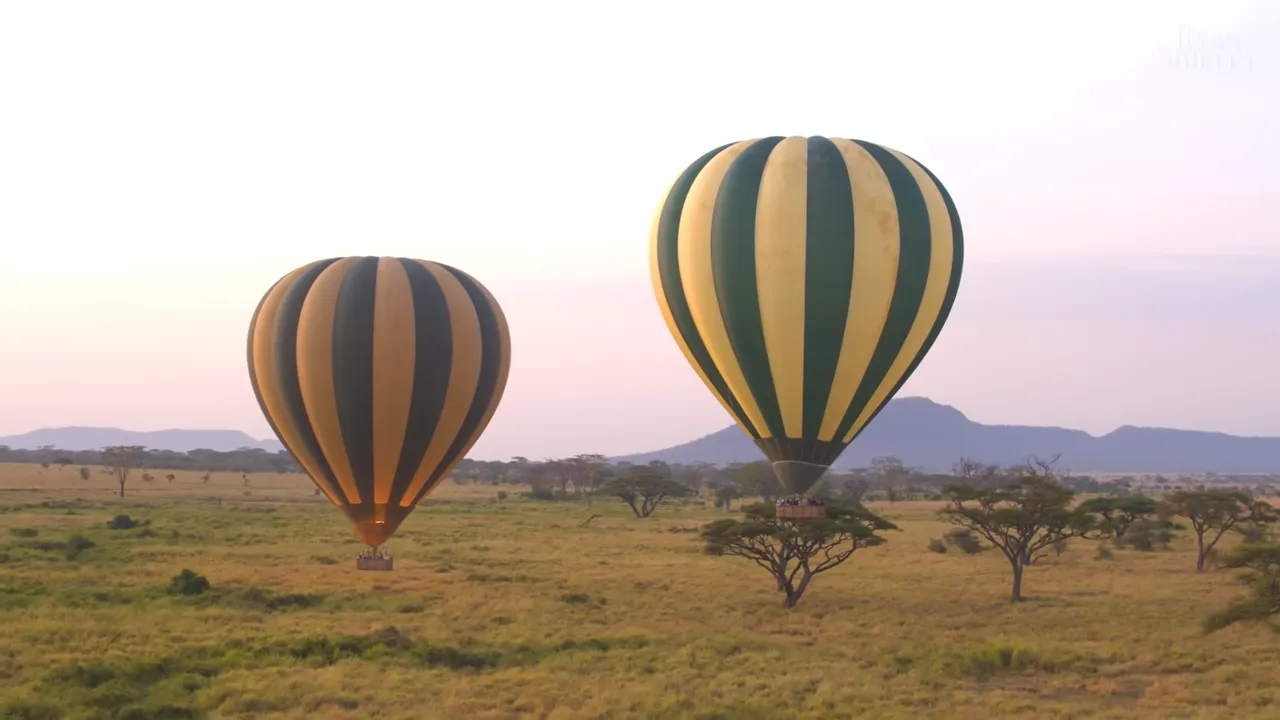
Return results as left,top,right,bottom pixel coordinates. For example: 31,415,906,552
953,457,1002,486
730,461,782,501
564,454,609,494
701,502,895,608
872,456,910,502
1204,543,1280,633
1162,490,1278,572
598,474,693,518
101,445,147,498
940,465,1098,602
1077,495,1161,540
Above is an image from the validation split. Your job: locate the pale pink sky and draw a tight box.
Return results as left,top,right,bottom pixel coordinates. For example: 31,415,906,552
1,1,1277,459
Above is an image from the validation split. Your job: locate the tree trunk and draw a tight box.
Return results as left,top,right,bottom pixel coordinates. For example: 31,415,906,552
1195,534,1206,572
118,478,126,498
1010,561,1025,602
782,568,814,608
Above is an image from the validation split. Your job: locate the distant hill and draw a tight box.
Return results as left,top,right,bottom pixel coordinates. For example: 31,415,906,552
0,427,285,453
614,397,1280,474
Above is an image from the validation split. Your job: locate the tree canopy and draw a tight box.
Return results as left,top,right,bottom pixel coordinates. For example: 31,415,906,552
701,501,896,608
940,471,1098,602
1162,490,1279,571
598,474,693,518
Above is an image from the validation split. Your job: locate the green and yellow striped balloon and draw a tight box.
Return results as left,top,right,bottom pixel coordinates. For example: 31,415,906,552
650,136,963,495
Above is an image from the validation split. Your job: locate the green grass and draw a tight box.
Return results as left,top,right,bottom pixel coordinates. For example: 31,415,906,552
0,462,1277,719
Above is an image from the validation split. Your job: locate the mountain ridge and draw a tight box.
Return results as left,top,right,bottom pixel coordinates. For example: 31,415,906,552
612,397,1280,474
4,398,1279,473
0,427,285,453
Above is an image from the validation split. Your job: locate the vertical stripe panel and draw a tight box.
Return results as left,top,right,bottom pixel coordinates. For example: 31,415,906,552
678,139,771,437
849,157,965,439
829,141,931,443
407,265,510,506
396,260,479,506
294,257,362,503
248,260,346,505
841,149,956,442
753,135,808,438
650,144,757,437
331,257,380,508
369,257,416,510
799,137,855,439
817,139,900,440
712,136,787,439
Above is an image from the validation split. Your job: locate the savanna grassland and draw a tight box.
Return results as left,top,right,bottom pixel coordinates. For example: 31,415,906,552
0,463,1277,720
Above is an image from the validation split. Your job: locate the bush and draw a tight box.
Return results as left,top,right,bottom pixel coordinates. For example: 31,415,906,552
169,569,211,596
106,514,138,530
944,529,985,554
8,527,38,538
1235,522,1271,544
65,535,96,560
928,538,948,554
1119,521,1176,551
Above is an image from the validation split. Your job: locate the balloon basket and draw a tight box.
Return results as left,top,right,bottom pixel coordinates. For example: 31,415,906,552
776,504,825,520
356,555,394,571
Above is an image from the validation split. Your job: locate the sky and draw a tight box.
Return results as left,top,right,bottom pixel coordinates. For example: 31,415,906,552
1,1,1277,460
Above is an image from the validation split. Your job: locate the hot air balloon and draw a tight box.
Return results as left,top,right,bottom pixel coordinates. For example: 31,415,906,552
247,257,511,566
650,136,962,518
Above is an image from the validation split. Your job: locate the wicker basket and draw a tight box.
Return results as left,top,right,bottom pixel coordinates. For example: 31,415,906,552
775,504,825,519
356,556,394,571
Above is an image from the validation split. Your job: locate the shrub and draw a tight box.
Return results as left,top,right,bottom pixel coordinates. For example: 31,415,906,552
928,538,948,554
106,514,138,530
65,535,96,560
944,529,985,554
1119,520,1176,551
1235,522,1271,544
169,569,211,596
9,527,38,538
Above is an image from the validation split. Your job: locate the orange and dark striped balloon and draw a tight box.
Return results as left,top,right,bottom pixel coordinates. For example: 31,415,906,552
247,257,511,547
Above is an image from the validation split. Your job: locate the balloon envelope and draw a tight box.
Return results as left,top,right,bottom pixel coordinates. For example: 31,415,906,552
650,136,963,494
247,256,511,546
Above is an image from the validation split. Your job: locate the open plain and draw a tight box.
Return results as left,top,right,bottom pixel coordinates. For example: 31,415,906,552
0,463,1277,720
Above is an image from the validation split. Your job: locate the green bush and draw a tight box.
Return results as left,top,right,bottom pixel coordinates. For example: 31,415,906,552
169,570,210,596
107,514,138,530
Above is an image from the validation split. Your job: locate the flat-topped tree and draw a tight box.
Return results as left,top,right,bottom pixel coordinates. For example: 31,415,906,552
940,456,1099,602
101,445,148,498
598,474,693,518
700,501,895,609
1204,543,1280,633
1162,490,1279,572
1077,495,1161,541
